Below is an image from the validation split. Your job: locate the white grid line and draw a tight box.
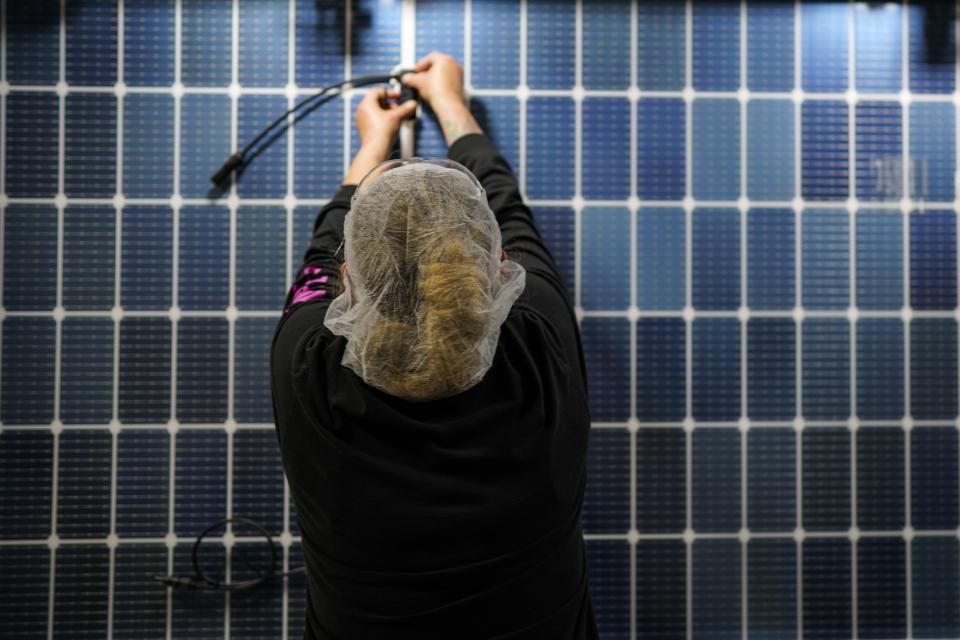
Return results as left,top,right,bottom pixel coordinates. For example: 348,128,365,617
683,3,694,638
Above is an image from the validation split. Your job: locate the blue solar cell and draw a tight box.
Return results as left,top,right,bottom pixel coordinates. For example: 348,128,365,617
802,100,849,200
65,0,117,86
692,0,740,91
233,430,285,534
527,0,575,90
692,318,741,421
123,94,174,198
525,97,574,200
856,102,902,202
582,98,630,200
65,93,117,198
1,317,56,425
692,539,741,638
236,207,286,310
3,206,58,310
0,546,50,639
177,318,229,423
6,4,59,84
293,96,343,199
802,538,852,640
692,208,740,310
748,208,794,310
288,543,306,635
802,428,850,531
532,207,575,295
636,540,686,640
580,318,630,422
124,0,174,87
112,545,168,639
121,206,173,310
636,428,686,533
802,209,849,310
62,206,115,310
747,100,795,201
172,544,225,636
857,209,903,310
801,3,848,92
116,430,169,537
57,430,111,538
747,318,795,420
582,428,629,534
911,319,958,420
747,538,797,639
178,206,230,311
118,317,172,423
802,318,850,420
175,430,227,536
581,207,630,310
470,96,520,174
747,428,795,531
692,428,741,532
180,93,231,199
855,4,902,94
865,553,909,640
235,318,277,424
60,318,113,425
909,4,955,94
912,427,959,530
238,96,288,198
857,318,904,419
53,545,109,637
636,319,685,422
6,92,59,198
637,208,685,311
351,0,401,78
470,0,519,89
0,430,52,538
416,0,464,62
910,102,956,202
857,427,904,531
911,210,957,310
637,98,686,201
747,2,794,92
231,543,284,636
584,541,629,638
239,0,288,87
294,0,344,87
692,99,740,201
582,2,630,90
181,0,231,86
637,3,685,91
912,537,960,638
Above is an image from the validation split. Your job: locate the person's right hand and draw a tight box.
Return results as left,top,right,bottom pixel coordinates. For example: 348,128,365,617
401,52,466,112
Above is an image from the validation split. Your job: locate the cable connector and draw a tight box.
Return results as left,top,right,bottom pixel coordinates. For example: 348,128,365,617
211,151,245,186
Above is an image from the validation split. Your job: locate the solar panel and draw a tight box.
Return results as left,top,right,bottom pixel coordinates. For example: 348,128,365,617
2,1,959,638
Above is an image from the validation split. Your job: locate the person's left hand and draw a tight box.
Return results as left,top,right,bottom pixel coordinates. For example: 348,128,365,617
355,88,418,151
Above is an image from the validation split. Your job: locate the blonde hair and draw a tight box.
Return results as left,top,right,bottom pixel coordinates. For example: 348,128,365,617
348,177,490,400
323,160,526,401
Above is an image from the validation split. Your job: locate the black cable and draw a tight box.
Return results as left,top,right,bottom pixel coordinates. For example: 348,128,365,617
153,516,306,593
211,71,413,185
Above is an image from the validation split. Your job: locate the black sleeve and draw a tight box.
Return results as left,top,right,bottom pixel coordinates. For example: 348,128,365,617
279,184,356,320
447,133,573,312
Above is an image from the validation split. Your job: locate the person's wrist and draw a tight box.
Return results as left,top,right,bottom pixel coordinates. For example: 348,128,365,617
431,95,469,120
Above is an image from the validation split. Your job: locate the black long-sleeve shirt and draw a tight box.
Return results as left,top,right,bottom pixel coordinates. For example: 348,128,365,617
270,133,598,639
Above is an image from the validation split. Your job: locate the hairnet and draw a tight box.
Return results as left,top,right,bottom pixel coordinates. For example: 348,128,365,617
323,158,526,401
